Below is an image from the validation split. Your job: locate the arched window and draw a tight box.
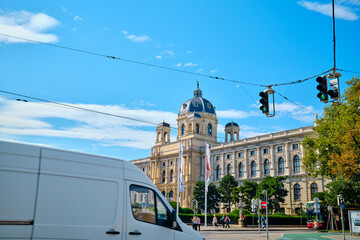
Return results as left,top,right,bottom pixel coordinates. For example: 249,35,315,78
216,165,221,180
251,161,256,177
162,170,166,183
189,124,192,133
234,132,238,141
181,124,185,135
227,164,232,175
227,133,231,141
169,190,174,201
294,155,300,173
278,157,285,174
164,132,167,141
196,124,200,133
294,183,301,200
311,182,318,198
162,191,165,196
170,169,174,183
208,123,212,136
264,159,270,175
239,162,244,178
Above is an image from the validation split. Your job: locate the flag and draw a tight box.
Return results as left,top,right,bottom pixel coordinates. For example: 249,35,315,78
178,142,185,192
205,143,211,192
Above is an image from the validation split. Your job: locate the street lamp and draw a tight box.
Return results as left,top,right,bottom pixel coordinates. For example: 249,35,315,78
238,191,244,227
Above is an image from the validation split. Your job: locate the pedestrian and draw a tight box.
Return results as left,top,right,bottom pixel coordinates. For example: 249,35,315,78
225,214,231,228
220,215,225,228
242,214,246,227
196,215,201,231
192,215,197,231
261,215,265,229
212,214,218,227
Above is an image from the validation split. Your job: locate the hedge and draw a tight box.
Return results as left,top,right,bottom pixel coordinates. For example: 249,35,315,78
178,213,307,225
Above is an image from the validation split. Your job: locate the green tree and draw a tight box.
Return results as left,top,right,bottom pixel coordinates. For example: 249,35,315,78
257,176,288,213
302,77,360,180
192,181,221,213
218,175,238,211
323,176,360,205
238,181,258,210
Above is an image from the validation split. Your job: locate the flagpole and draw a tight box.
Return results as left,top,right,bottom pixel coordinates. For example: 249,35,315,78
177,142,180,217
205,142,208,227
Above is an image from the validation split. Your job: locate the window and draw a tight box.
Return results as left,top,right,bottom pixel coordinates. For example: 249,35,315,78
208,124,212,136
196,124,200,133
277,146,283,152
264,159,270,175
293,144,298,150
130,185,172,227
294,155,300,173
130,185,156,224
263,148,269,154
227,154,231,159
227,164,232,175
170,161,173,166
170,170,174,183
294,183,301,200
250,150,255,156
216,165,221,180
142,167,145,171
216,156,220,161
162,162,166,167
162,191,165,196
181,124,185,135
239,163,244,178
251,161,256,177
278,157,285,174
311,183,318,198
162,170,166,183
238,152,243,158
168,190,174,202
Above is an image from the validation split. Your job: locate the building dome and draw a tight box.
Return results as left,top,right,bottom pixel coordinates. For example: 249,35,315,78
225,121,239,128
179,84,216,115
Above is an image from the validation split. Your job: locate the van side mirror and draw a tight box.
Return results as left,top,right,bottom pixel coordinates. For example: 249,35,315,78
170,209,177,228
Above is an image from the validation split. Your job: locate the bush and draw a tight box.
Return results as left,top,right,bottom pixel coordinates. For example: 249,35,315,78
169,201,183,213
182,208,194,214
230,209,251,216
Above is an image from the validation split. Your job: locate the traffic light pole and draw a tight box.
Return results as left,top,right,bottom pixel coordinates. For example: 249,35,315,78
263,190,269,240
258,198,261,234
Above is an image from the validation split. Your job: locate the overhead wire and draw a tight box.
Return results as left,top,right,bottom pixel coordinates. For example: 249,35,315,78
0,90,231,141
0,33,339,88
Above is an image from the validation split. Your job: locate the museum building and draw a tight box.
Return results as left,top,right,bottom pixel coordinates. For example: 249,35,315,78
131,85,326,214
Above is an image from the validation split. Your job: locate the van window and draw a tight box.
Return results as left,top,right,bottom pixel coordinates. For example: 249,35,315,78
130,185,171,228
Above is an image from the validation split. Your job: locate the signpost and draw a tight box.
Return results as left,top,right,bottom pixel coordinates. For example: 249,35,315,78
337,195,345,240
263,190,269,240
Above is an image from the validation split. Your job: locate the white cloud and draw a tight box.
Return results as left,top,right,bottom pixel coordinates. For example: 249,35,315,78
195,69,203,73
74,15,83,21
298,1,359,21
273,102,317,123
176,63,182,67
155,55,162,60
210,69,218,73
184,62,198,67
121,30,150,43
0,11,59,43
0,97,177,149
161,49,175,56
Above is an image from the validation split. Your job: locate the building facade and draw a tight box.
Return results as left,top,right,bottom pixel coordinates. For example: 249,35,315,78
131,86,326,214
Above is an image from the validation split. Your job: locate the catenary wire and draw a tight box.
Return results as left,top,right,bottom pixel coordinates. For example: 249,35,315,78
0,33,337,88
275,91,317,115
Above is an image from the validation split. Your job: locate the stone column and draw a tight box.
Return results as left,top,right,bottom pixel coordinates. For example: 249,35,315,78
257,147,261,178
232,151,236,178
244,149,249,179
270,145,276,176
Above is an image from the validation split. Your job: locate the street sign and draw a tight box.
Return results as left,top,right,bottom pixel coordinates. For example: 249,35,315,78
261,201,266,209
341,203,345,211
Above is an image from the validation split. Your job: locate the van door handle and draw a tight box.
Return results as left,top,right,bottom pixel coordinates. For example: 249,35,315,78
106,229,120,235
129,230,142,235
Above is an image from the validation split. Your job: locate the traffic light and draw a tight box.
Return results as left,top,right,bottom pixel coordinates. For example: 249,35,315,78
316,76,328,103
328,88,339,100
259,92,269,114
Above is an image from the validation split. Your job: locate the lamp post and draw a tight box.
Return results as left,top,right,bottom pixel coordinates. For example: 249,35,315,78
238,191,244,227
337,194,345,240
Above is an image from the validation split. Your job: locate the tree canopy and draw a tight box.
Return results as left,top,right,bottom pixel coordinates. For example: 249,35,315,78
192,181,221,213
302,77,360,180
218,174,238,210
257,176,288,213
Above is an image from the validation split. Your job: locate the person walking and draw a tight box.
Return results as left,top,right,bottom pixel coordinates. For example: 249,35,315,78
242,214,246,227
212,214,218,228
261,215,265,229
220,215,225,228
192,215,197,231
196,215,201,232
225,214,231,228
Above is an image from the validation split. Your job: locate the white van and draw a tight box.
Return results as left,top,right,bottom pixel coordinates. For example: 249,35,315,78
0,140,204,240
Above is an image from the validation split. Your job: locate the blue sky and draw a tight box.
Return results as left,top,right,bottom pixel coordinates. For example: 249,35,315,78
0,0,359,160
